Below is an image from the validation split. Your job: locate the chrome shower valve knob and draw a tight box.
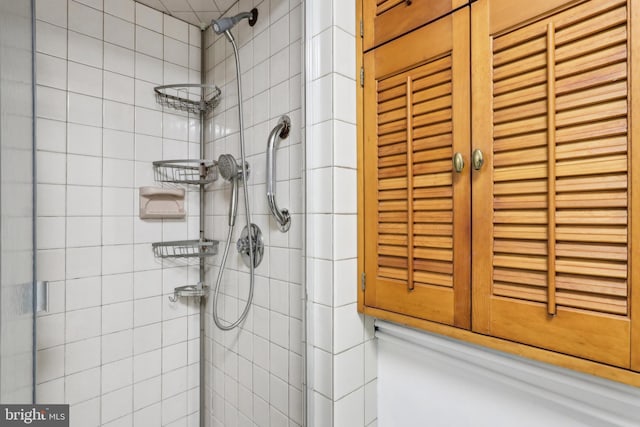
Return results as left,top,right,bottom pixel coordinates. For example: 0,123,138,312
236,224,264,268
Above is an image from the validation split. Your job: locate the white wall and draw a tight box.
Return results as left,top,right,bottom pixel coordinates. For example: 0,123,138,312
202,0,305,426
305,0,378,426
0,0,35,404
376,321,640,427
34,1,202,425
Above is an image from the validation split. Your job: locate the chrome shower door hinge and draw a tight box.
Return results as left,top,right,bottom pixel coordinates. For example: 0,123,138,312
360,67,364,88
361,272,366,292
36,281,49,313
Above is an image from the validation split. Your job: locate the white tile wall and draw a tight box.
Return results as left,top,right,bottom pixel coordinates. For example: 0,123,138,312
203,0,305,426
34,0,376,425
35,1,203,425
305,0,377,426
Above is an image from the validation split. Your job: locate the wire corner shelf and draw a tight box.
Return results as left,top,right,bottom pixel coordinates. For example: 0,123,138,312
152,239,219,259
154,83,221,114
153,159,218,185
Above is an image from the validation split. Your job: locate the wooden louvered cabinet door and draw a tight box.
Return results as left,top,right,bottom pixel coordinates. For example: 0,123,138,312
363,8,471,327
471,0,640,369
362,0,467,51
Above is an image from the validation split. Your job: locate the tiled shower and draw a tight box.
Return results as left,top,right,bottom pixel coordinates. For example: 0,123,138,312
35,1,204,425
5,0,375,426
202,1,305,425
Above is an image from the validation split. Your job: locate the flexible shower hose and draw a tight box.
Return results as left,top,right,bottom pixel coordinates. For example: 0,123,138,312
211,30,254,331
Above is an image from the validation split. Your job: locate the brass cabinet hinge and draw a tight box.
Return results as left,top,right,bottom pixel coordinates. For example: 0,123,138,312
361,272,366,292
360,20,364,38
360,67,364,87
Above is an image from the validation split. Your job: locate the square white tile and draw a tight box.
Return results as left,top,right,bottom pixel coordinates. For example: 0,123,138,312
36,346,65,383
334,386,364,427
36,53,67,90
136,26,163,59
104,72,135,104
333,303,364,354
103,301,134,334
66,337,101,374
35,0,67,27
104,100,135,132
102,273,134,305
105,14,135,49
102,329,134,363
36,86,67,122
104,43,135,76
133,297,162,328
36,21,67,59
105,0,135,22
135,2,163,32
66,307,101,342
66,246,102,279
65,367,101,405
164,36,189,67
68,123,102,156
103,129,135,160
68,31,103,67
135,53,163,84
36,118,66,153
103,244,134,275
134,376,161,411
133,349,161,383
135,107,163,137
66,276,102,310
334,344,364,399
164,14,189,43
37,150,66,185
36,314,65,349
67,154,102,186
68,92,103,127
67,185,101,216
102,358,133,393
68,1,103,39
101,386,133,424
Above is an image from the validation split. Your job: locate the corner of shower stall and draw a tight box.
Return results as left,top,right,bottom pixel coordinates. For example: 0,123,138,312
201,1,307,426
22,0,308,424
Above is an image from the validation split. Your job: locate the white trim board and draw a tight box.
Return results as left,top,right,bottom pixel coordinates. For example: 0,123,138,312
376,320,640,427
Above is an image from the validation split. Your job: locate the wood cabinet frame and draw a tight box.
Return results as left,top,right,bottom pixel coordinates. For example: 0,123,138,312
357,0,640,385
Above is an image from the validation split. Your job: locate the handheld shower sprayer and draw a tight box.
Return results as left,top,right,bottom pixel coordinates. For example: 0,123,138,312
211,8,258,42
217,154,248,227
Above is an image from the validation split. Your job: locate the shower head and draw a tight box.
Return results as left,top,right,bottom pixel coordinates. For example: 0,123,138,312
217,154,241,181
217,154,249,227
211,8,258,35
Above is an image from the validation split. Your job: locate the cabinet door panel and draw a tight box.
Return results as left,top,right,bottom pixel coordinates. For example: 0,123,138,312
472,0,633,367
364,10,470,327
363,0,467,51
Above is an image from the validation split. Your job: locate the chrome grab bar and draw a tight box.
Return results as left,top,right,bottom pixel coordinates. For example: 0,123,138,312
267,115,292,232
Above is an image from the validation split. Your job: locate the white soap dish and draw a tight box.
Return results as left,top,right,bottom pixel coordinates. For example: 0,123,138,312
139,186,185,219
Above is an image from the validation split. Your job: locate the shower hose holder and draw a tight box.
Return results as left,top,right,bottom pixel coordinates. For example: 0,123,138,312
169,282,210,302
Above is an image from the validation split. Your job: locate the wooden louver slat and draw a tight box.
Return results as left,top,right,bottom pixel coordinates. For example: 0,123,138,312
376,57,456,292
490,1,630,318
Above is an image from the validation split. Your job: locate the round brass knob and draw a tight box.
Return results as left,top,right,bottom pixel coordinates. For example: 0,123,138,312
472,149,484,171
452,152,464,173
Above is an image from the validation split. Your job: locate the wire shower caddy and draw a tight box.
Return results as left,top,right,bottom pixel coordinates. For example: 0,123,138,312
154,83,221,114
153,159,217,185
150,83,221,269
152,239,219,259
